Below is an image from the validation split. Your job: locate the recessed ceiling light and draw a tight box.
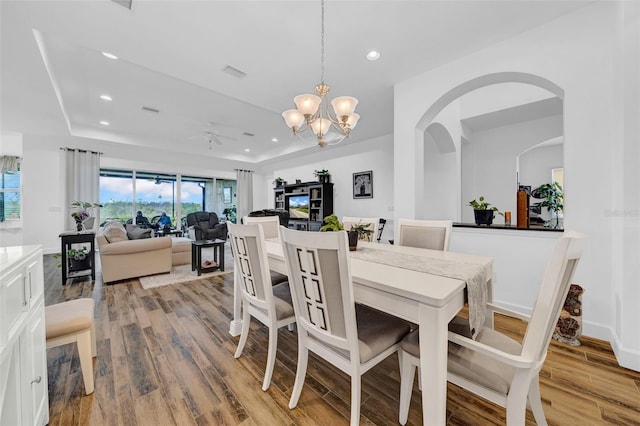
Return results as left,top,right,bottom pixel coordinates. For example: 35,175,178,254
102,52,118,60
99,120,110,126
271,137,278,142
244,148,250,152
366,50,380,61
100,94,112,101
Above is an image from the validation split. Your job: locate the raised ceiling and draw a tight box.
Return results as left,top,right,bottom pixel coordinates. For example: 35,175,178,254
1,0,592,165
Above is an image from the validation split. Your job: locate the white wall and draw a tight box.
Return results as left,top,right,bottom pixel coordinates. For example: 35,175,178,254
259,134,395,242
394,1,639,370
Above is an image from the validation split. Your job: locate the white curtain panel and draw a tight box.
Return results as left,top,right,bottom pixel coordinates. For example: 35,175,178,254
235,169,254,222
0,156,20,173
62,149,101,230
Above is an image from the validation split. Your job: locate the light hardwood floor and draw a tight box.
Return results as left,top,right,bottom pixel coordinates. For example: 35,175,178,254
44,254,640,425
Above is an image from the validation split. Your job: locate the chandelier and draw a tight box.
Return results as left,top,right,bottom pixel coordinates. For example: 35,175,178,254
281,0,360,148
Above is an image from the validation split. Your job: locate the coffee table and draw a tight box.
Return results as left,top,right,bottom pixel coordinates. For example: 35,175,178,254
191,239,225,275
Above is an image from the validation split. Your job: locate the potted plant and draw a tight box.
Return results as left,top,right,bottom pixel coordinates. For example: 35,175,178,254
531,182,564,228
468,196,503,225
53,246,91,269
314,169,331,183
70,201,102,231
319,214,344,231
273,177,286,187
348,222,374,250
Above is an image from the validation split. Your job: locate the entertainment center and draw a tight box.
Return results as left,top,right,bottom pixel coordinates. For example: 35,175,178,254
274,181,333,231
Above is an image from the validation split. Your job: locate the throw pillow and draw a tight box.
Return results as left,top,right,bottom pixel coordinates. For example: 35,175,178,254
102,221,128,243
125,223,153,240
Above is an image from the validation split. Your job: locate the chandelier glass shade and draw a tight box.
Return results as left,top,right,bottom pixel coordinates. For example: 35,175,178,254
281,1,360,147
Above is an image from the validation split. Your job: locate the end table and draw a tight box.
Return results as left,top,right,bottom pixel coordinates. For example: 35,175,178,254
59,230,96,284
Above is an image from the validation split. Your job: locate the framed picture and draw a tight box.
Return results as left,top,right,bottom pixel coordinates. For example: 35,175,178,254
223,187,232,204
353,171,373,199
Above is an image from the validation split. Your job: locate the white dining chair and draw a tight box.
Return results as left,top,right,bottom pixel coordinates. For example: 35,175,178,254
396,218,453,251
242,215,281,240
280,227,411,426
242,215,288,284
342,216,380,242
227,222,296,391
398,230,587,425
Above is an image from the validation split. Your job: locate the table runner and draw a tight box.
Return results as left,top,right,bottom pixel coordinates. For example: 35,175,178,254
350,246,489,339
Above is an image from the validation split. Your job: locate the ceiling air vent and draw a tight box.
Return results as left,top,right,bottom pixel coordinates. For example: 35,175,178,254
141,106,160,114
223,65,247,80
111,0,132,10
242,132,255,137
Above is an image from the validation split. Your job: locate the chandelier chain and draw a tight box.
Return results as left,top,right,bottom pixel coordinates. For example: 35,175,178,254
320,0,325,84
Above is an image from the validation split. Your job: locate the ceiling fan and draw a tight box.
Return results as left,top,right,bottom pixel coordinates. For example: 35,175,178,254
189,126,238,150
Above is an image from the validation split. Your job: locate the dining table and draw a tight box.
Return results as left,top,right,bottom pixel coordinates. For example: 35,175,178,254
229,239,493,426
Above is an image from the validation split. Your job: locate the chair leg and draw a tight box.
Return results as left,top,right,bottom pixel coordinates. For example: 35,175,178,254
505,384,529,426
90,321,97,357
399,350,416,425
528,378,548,426
234,305,251,358
350,374,362,426
288,339,309,409
262,325,278,391
77,329,94,395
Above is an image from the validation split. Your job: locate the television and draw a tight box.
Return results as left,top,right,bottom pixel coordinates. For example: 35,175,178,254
288,194,310,220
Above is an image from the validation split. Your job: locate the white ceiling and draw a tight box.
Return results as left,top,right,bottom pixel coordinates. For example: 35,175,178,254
0,0,592,166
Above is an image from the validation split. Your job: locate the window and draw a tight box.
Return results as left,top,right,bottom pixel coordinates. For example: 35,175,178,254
0,161,21,222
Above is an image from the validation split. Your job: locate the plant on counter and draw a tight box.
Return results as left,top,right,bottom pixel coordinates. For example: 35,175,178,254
468,196,503,226
531,182,564,228
319,214,344,231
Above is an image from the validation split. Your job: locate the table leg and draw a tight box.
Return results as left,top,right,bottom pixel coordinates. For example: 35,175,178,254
196,246,202,276
219,243,224,272
90,240,95,281
418,292,464,426
191,244,196,271
61,239,68,284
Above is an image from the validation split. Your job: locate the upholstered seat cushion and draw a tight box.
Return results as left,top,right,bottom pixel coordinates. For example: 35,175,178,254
270,270,288,286
356,304,411,363
45,298,95,339
400,225,446,250
271,282,294,320
401,325,522,395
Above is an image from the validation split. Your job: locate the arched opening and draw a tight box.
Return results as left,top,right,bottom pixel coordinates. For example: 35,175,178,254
414,72,564,222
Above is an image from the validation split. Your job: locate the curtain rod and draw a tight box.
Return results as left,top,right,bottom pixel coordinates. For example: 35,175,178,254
60,147,103,155
234,168,254,172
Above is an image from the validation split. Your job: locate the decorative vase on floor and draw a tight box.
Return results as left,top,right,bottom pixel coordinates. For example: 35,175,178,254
553,284,584,346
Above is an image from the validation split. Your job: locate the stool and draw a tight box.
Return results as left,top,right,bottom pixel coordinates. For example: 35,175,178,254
45,298,96,395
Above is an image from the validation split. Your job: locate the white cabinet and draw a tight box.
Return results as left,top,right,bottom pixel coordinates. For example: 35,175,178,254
0,246,49,426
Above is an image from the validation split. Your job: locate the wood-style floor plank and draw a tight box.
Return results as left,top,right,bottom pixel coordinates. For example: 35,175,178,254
43,254,640,425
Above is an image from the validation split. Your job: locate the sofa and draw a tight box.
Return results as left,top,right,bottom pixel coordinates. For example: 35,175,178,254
97,222,190,283
185,211,228,241
248,209,290,227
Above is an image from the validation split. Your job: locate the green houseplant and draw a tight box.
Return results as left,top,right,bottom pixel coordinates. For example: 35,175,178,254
319,214,344,231
468,196,503,225
314,169,331,183
273,177,286,187
349,222,373,241
531,182,564,228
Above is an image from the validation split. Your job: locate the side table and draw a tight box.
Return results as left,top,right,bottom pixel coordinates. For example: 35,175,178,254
59,231,96,284
191,239,225,276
